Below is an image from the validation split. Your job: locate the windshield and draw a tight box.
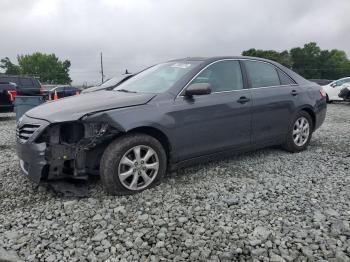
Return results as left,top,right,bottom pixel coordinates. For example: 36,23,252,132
99,74,132,89
114,61,201,93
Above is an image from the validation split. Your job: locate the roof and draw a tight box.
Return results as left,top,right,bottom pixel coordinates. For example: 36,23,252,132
169,56,278,64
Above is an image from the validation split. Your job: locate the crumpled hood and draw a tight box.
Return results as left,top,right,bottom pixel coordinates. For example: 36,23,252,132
25,90,156,122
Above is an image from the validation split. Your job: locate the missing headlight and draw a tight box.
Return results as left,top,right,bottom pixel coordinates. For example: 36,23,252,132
84,123,109,138
60,122,84,144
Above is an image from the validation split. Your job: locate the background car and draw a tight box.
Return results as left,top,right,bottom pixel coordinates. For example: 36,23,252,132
323,77,350,102
309,79,333,86
0,81,17,112
44,85,81,100
82,73,133,94
0,75,42,96
338,84,350,102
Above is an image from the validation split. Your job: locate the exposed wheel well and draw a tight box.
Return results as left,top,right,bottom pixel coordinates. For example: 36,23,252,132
127,127,171,157
301,108,316,131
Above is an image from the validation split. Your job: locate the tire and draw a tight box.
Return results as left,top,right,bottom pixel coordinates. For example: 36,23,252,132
282,111,313,153
100,133,167,195
326,95,333,104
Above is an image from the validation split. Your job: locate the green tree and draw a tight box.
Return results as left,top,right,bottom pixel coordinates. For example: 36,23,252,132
242,48,292,68
318,49,350,79
17,52,71,84
290,42,322,79
290,42,350,79
0,57,20,75
242,42,350,80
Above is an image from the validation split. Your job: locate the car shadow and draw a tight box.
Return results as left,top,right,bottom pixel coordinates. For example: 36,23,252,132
41,147,285,199
0,116,16,122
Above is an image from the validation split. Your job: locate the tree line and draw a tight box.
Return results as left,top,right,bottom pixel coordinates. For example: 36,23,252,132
0,53,71,84
242,42,350,80
1,42,350,84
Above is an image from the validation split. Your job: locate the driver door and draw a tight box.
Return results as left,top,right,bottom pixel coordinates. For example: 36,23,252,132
169,60,252,161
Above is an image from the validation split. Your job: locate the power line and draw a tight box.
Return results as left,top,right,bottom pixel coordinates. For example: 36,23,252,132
100,52,104,84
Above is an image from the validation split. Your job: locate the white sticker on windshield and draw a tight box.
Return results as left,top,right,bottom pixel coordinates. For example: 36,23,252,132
171,63,192,69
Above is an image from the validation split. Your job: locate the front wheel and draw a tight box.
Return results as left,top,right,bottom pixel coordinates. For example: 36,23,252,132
282,111,313,152
100,133,167,195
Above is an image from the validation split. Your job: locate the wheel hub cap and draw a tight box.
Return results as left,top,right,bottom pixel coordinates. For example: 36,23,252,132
292,116,310,147
118,145,159,191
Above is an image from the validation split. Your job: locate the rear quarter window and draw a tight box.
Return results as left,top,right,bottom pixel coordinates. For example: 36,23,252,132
277,69,296,85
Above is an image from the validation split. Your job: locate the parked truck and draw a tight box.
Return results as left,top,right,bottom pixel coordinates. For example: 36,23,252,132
0,81,17,112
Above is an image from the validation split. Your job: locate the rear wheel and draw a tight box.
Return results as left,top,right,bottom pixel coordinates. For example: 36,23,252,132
326,95,333,103
282,111,313,152
100,133,167,195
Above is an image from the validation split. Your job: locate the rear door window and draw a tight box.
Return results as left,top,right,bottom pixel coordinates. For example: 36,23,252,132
244,60,281,88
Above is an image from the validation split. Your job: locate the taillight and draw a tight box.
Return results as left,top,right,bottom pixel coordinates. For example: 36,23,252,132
320,88,327,98
40,85,44,95
7,90,17,102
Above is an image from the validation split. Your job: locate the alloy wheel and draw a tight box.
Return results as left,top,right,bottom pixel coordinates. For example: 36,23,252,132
292,116,310,147
118,145,159,190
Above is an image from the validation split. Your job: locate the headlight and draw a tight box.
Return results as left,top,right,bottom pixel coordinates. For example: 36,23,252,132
17,115,24,127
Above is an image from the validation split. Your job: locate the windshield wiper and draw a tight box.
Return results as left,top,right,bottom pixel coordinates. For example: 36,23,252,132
116,89,137,93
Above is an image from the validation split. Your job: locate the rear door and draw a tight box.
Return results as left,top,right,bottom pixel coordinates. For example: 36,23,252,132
170,59,252,161
243,60,298,145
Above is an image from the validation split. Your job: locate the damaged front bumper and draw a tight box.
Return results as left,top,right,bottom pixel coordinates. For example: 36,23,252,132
17,141,47,183
16,115,117,184
16,116,50,183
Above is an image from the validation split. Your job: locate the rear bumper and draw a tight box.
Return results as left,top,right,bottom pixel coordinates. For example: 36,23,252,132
314,101,327,130
17,140,47,183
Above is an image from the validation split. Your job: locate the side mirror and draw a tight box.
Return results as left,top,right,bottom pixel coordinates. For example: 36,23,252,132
330,83,337,87
184,83,212,97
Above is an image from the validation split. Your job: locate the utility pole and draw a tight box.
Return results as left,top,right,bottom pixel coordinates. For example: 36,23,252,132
100,52,104,84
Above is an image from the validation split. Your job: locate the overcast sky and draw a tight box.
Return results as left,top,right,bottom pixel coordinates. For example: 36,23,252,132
1,0,349,85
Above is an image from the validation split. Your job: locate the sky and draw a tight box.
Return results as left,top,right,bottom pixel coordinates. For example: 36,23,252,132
1,0,349,85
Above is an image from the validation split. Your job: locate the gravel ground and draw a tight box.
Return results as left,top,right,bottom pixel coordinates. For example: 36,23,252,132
0,104,349,262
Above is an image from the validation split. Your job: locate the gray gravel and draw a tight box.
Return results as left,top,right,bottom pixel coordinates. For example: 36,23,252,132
0,104,349,262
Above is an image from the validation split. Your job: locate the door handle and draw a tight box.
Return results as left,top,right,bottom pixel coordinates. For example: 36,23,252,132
237,96,250,104
291,90,298,96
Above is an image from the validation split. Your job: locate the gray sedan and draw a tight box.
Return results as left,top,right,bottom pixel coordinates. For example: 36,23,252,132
16,56,327,195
